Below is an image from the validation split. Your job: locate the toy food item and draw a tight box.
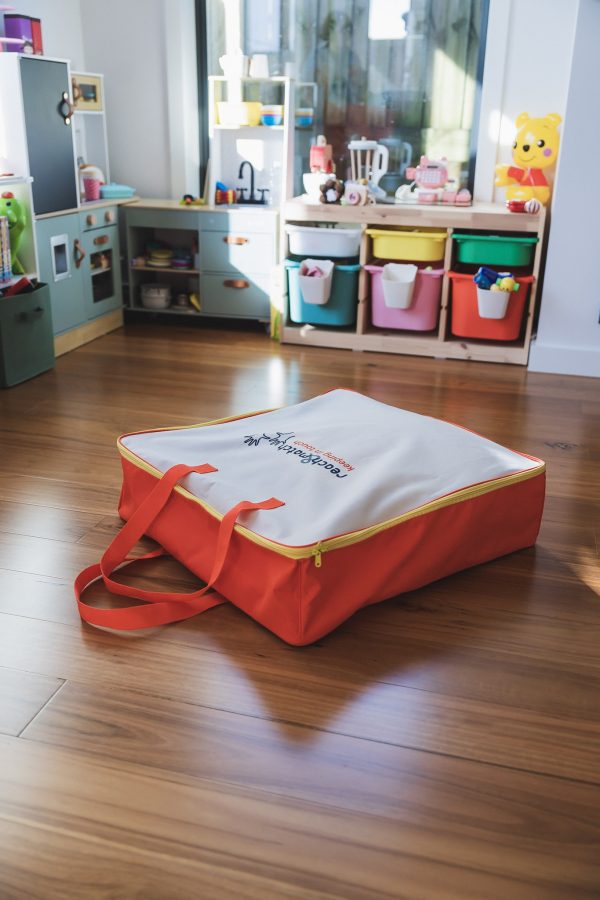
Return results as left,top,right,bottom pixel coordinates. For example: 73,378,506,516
495,112,562,206
341,183,369,205
0,192,26,274
396,157,472,205
319,178,344,204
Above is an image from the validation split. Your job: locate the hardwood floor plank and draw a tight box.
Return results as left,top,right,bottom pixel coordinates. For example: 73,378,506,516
0,473,119,516
22,679,600,839
0,500,103,543
2,735,598,899
1,612,599,783
2,556,599,725
0,667,63,736
0,570,80,626
0,819,330,900
0,531,103,578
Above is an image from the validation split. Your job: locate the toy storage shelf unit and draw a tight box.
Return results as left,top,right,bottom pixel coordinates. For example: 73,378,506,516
0,175,38,287
280,200,546,365
125,201,278,321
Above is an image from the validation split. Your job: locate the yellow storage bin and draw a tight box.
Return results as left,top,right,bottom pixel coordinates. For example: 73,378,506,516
366,228,447,262
217,101,262,126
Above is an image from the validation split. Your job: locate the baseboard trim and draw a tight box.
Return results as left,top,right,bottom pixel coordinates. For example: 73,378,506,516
54,309,124,358
528,341,600,378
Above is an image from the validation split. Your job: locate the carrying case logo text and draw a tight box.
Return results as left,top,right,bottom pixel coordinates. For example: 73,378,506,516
243,431,354,479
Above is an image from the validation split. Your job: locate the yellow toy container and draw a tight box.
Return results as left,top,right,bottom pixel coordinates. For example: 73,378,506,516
216,101,262,127
366,228,447,262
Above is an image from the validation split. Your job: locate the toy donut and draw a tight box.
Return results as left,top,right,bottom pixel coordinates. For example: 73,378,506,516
319,179,344,204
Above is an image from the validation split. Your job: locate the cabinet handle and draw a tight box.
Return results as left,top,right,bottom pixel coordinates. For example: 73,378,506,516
59,91,73,126
15,307,44,322
93,234,109,246
74,239,86,269
223,279,250,289
104,210,115,224
223,235,249,245
86,214,97,227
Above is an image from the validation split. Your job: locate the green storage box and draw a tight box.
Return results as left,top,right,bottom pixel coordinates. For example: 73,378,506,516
454,233,538,267
0,283,55,387
285,259,360,327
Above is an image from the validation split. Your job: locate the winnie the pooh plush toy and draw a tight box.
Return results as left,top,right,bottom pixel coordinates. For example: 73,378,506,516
0,191,27,274
495,112,562,205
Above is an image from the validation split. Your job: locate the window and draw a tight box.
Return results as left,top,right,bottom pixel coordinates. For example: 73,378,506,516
201,0,489,197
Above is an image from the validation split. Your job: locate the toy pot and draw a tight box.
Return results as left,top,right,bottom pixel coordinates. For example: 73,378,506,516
302,172,327,202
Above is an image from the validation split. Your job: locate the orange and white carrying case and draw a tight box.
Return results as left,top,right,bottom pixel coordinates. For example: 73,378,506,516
75,390,545,645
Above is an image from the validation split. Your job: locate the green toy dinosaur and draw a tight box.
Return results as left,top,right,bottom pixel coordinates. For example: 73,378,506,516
0,192,27,274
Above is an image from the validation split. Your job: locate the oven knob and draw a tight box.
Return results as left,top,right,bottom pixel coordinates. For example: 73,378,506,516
104,210,114,223
86,214,96,226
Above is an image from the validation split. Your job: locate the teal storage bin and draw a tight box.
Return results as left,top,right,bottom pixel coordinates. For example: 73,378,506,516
286,259,360,327
454,233,538,267
0,283,55,387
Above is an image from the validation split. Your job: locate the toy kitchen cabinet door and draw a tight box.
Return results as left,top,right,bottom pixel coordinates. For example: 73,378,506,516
20,57,79,215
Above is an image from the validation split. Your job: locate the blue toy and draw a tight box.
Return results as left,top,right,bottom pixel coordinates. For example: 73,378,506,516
473,266,500,290
473,266,520,293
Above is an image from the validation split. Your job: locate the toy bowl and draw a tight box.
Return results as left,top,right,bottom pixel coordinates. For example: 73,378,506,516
295,107,314,128
140,284,171,310
261,104,283,126
302,172,327,202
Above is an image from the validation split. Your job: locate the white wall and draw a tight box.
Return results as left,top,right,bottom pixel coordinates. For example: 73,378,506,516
475,0,577,202
79,0,170,198
528,0,600,377
79,0,199,200
0,0,85,68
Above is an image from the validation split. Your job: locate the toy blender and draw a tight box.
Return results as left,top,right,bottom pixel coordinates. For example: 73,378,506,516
347,137,389,200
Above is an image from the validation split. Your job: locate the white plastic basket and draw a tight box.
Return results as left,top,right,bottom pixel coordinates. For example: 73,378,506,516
476,287,509,319
298,259,335,305
381,263,418,309
285,225,362,258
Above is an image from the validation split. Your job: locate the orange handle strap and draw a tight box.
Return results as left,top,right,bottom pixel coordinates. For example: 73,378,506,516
74,462,284,630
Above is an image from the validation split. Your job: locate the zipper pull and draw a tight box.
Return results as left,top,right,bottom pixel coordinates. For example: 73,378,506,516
313,544,323,568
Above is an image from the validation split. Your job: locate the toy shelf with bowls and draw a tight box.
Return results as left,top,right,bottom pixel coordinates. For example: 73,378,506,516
207,76,293,209
126,209,200,315
125,201,278,321
280,199,546,365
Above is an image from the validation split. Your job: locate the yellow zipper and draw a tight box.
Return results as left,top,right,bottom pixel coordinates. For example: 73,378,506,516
117,438,545,567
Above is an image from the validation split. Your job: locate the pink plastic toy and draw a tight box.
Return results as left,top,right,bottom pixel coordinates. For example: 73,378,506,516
397,156,471,205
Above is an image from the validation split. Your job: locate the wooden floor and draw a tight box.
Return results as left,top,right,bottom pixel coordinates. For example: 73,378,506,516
1,322,599,899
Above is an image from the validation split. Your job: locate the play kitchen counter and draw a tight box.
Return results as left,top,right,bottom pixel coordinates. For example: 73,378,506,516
281,199,546,365
125,200,278,322
35,197,136,356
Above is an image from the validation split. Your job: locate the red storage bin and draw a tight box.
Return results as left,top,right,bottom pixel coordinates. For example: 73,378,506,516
448,271,533,341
